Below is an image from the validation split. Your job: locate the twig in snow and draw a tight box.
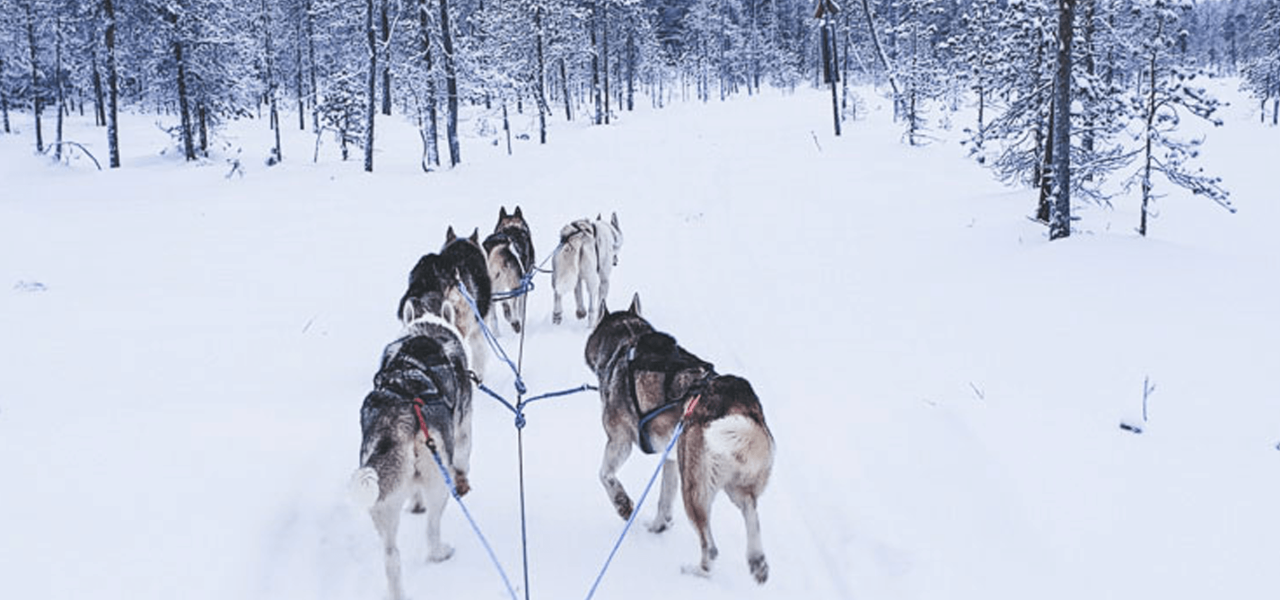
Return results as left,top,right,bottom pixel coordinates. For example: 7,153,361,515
1119,422,1144,435
1142,376,1156,423
811,131,823,153
968,382,985,401
301,317,315,334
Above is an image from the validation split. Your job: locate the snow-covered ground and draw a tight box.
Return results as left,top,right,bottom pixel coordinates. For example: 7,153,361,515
2,80,1277,600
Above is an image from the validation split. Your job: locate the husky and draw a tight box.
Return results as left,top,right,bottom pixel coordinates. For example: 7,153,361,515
552,212,623,326
584,293,715,534
482,206,535,335
678,374,774,584
349,312,475,600
398,226,492,380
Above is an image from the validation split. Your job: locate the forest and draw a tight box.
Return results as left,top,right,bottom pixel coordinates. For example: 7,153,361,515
1,0,1276,238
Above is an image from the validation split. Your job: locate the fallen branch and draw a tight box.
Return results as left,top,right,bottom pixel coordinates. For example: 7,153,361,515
48,141,102,170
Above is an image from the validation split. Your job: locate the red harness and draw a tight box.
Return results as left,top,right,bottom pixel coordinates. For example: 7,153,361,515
412,397,438,452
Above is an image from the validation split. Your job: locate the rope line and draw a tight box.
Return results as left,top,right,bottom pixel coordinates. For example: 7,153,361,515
424,439,521,600
584,418,688,600
456,280,527,395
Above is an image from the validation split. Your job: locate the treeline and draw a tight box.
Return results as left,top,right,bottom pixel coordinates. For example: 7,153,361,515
1,0,1276,234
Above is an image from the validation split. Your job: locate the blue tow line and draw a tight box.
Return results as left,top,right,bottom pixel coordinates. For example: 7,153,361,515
425,442,520,600
584,418,688,600
456,281,527,394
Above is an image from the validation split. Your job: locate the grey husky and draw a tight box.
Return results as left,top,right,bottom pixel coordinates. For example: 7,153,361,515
482,206,535,335
585,295,774,583
349,312,475,600
584,294,713,534
552,212,623,326
398,226,492,380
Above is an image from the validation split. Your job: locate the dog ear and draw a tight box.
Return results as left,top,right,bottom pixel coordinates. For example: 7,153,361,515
596,213,602,221
499,206,508,219
470,228,480,244
628,293,642,317
611,211,619,231
441,302,456,327
514,206,523,218
400,299,418,324
596,299,609,326
446,226,457,244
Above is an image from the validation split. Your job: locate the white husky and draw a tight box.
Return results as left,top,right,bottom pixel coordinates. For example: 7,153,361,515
551,212,623,326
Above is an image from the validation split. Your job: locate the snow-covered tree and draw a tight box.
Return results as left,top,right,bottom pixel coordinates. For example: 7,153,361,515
1124,0,1234,236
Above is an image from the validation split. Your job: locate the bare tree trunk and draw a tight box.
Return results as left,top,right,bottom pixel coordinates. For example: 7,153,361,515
365,0,377,171
1038,97,1054,222
198,103,209,156
591,1,602,124
1139,32,1158,237
262,0,282,164
54,14,65,161
296,44,305,130
534,4,548,143
602,2,611,124
25,1,44,153
166,6,196,162
91,46,105,127
560,58,572,121
439,0,460,166
305,0,319,132
103,0,121,167
380,0,392,116
1081,0,1096,159
625,26,635,111
1,54,10,133
418,0,440,168
857,0,900,102
1048,0,1074,241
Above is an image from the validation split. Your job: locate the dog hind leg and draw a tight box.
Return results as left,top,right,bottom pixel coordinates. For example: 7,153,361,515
371,501,407,600
423,474,455,563
680,462,719,577
728,485,768,584
551,246,577,325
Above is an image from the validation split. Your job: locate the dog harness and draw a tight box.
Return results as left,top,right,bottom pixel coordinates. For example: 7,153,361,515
625,332,715,454
560,220,595,245
376,336,459,415
484,227,532,276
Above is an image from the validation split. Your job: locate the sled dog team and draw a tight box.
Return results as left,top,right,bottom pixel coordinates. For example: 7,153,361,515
350,207,775,599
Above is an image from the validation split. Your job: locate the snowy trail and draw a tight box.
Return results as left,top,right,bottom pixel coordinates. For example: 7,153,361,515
3,81,1279,600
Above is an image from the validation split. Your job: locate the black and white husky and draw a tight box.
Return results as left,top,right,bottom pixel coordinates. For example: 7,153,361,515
584,295,774,583
349,313,475,600
398,226,492,380
552,212,623,326
482,206,535,335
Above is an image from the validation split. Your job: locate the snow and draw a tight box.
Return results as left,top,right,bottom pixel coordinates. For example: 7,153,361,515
1,80,1278,600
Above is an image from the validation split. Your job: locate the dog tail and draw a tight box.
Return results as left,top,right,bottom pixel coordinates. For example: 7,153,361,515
349,467,380,509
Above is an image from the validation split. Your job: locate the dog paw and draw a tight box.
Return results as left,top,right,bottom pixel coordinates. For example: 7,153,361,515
453,472,471,497
613,494,634,520
648,516,672,534
552,312,562,325
511,321,522,334
427,544,455,563
576,308,587,320
680,564,711,578
749,555,769,584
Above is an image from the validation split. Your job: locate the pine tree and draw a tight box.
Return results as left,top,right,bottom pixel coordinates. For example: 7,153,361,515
1125,0,1234,236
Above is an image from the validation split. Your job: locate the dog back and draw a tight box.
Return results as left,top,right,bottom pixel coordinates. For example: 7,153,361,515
440,237,492,318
